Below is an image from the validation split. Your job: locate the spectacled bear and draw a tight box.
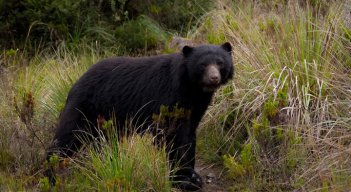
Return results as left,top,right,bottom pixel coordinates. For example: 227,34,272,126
46,42,233,191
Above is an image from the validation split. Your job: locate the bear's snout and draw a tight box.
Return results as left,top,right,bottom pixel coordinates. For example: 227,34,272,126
209,73,220,84
202,64,221,92
205,64,221,85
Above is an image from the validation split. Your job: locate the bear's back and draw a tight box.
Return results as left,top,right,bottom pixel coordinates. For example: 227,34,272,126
65,52,186,122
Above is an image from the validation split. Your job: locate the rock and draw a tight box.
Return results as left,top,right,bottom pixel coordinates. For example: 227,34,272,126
206,172,216,183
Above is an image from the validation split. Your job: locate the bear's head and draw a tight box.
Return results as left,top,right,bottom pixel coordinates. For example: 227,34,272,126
182,42,233,92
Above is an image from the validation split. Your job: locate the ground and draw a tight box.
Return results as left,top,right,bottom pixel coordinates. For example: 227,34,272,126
196,159,229,192
173,158,230,192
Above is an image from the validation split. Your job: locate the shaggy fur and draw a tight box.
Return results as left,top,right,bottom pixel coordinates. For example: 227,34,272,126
46,43,233,190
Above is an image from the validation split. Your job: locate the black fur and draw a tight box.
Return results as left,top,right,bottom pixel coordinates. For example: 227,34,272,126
46,43,233,190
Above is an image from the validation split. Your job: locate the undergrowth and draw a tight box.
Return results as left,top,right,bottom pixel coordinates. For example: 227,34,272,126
0,0,350,191
197,0,351,191
40,131,171,192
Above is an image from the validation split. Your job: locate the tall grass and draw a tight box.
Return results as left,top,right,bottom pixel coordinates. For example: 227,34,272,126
1,0,350,191
197,0,351,191
0,41,173,191
41,130,171,191
76,133,171,191
0,42,107,190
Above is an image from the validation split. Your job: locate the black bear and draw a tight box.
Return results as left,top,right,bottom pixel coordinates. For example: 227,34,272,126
46,42,234,190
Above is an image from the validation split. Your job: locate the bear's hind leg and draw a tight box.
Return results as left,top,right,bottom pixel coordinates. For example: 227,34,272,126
45,119,85,185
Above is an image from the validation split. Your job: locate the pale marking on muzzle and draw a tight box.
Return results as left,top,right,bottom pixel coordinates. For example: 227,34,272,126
202,64,221,92
204,64,221,84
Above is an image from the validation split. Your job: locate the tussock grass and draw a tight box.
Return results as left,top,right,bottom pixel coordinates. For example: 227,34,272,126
0,43,108,189
197,0,351,191
1,0,351,191
0,42,174,191
43,129,171,192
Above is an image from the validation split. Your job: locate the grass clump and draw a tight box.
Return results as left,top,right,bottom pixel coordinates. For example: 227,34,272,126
73,132,171,191
43,129,172,192
0,43,110,190
197,0,351,191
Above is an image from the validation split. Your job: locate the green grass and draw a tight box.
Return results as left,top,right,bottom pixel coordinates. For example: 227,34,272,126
1,0,351,191
40,131,171,191
0,42,173,190
197,0,351,191
0,42,107,190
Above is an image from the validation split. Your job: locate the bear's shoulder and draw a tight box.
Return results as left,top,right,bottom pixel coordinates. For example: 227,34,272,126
85,53,183,77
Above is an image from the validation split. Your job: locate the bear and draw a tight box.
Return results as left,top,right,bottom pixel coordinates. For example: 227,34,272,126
45,42,234,191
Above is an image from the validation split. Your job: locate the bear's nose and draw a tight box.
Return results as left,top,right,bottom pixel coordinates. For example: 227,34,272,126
210,75,220,84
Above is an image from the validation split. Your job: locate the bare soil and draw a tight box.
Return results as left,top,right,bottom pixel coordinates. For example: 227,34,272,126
195,159,230,192
173,159,231,192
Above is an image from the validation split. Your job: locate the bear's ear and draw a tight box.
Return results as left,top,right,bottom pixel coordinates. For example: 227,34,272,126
182,45,193,57
221,42,232,53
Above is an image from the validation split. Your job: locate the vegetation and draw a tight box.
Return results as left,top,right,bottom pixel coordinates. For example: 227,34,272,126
0,0,213,51
197,0,351,191
1,0,350,191
40,131,171,191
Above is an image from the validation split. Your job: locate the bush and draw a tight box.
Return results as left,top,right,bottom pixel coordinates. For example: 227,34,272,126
0,0,214,50
0,0,128,49
127,0,214,31
115,15,168,52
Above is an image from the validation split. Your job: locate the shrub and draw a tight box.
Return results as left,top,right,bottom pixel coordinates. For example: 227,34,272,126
115,15,168,52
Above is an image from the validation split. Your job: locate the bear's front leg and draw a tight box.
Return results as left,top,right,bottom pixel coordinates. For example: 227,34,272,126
167,124,203,191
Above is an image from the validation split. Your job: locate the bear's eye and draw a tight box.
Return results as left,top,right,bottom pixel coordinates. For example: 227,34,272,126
217,61,224,66
217,62,226,69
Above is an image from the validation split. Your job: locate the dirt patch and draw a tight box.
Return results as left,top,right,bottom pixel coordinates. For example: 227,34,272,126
173,159,230,192
195,159,230,192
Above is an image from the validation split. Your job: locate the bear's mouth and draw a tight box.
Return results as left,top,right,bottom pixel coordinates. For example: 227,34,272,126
202,83,220,92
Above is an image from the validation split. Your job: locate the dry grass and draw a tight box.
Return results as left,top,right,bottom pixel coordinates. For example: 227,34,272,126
197,0,351,191
1,0,351,191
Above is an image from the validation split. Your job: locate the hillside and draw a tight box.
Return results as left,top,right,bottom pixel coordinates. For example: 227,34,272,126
1,0,351,191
